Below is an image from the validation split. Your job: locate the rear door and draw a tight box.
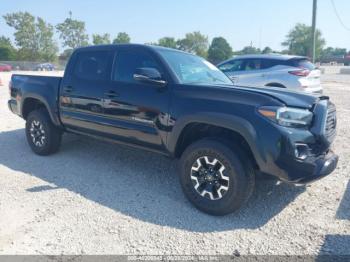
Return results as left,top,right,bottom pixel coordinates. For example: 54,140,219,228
59,49,114,134
100,47,171,151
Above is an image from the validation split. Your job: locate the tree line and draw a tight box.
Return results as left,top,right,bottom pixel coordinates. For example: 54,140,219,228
0,11,349,64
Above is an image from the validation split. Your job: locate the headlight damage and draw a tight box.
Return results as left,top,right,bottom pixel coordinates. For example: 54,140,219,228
258,106,313,128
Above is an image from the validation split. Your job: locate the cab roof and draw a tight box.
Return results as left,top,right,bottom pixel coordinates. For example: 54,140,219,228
75,43,187,54
218,54,308,65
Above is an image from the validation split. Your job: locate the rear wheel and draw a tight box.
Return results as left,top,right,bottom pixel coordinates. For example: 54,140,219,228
178,139,255,216
25,109,62,155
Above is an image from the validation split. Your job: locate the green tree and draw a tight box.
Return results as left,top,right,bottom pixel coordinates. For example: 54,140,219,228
207,37,233,64
282,23,325,60
157,37,177,49
56,11,89,49
0,36,17,60
112,32,130,44
36,17,59,61
237,46,261,55
3,12,58,61
92,33,111,45
177,31,209,58
332,48,347,56
321,47,347,58
59,48,74,61
262,46,273,54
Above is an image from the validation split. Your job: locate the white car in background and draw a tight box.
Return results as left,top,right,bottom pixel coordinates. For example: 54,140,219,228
217,54,322,94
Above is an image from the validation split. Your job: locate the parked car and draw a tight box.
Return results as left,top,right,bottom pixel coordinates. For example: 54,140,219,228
0,63,12,72
217,54,322,94
34,63,55,71
8,44,338,215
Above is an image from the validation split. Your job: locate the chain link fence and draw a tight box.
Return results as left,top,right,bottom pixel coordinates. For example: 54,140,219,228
0,60,67,71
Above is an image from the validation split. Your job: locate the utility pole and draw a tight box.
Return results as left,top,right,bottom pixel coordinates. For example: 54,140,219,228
311,0,317,63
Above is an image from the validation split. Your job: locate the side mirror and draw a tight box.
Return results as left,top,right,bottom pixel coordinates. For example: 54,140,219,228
133,67,167,87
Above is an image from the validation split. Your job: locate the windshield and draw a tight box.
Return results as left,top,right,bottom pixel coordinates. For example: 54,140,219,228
158,49,233,85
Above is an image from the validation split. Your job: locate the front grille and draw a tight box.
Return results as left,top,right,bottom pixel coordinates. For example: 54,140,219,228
325,102,337,141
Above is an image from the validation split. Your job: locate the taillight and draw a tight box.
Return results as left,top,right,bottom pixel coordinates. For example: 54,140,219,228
288,69,310,77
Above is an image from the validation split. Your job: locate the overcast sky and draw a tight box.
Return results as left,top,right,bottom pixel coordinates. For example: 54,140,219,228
1,0,349,51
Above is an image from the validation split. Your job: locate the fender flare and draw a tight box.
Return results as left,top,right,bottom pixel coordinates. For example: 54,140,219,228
167,112,265,166
21,94,61,126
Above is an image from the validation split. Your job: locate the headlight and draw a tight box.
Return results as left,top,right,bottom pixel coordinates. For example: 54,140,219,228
258,106,313,128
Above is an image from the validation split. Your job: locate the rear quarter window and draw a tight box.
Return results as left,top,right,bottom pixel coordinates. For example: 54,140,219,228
288,59,315,70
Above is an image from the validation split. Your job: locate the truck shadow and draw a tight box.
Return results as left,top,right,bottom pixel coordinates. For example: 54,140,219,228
336,180,350,220
317,235,350,259
0,129,305,232
316,182,350,259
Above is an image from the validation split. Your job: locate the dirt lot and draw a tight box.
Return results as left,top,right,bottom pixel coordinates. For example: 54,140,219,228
0,71,349,256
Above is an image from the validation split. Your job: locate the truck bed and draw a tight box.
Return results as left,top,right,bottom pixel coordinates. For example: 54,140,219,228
9,74,63,125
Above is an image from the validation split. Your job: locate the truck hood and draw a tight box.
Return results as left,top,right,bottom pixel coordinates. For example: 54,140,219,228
230,85,324,109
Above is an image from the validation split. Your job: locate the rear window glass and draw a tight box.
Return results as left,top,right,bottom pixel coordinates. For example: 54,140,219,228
73,51,112,81
244,59,263,71
261,59,280,69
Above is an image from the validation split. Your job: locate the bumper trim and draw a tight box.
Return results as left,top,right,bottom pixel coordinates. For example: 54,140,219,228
8,99,19,115
292,151,339,184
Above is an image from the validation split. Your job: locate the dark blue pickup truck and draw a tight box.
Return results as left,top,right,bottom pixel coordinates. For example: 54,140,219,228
8,44,338,215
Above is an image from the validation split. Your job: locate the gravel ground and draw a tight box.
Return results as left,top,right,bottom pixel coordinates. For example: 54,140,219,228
0,71,349,256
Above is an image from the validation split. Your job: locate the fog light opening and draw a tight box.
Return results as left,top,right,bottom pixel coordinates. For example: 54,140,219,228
295,144,309,160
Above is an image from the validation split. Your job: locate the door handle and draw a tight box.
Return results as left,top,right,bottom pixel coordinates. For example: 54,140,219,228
63,86,73,93
104,90,119,98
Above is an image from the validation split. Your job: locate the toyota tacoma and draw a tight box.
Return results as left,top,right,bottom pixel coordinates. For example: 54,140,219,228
8,44,338,215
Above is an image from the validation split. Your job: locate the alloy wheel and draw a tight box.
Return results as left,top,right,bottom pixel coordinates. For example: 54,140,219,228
190,156,230,200
29,120,46,147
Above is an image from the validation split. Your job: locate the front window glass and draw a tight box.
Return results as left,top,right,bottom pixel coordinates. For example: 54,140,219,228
218,60,244,72
113,50,162,83
158,49,233,85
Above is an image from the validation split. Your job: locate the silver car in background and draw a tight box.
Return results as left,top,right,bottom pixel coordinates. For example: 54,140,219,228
217,54,322,94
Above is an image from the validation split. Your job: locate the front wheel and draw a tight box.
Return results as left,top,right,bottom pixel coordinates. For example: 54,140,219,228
178,139,255,216
25,109,62,155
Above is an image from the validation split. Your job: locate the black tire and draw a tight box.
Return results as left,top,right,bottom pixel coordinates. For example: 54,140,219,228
25,108,62,155
178,139,255,216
